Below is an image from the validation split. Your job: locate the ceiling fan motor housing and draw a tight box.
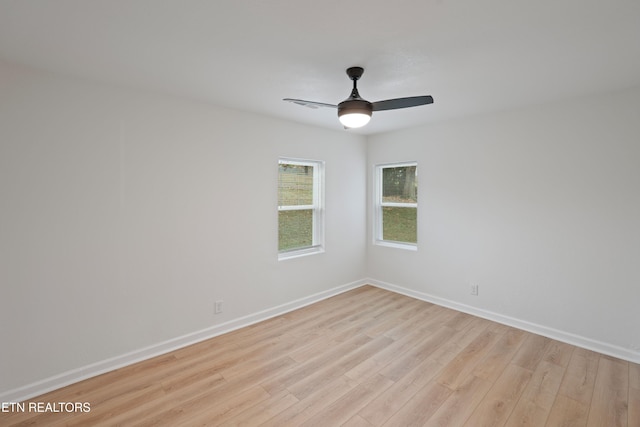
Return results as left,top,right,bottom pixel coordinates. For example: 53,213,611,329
338,99,372,117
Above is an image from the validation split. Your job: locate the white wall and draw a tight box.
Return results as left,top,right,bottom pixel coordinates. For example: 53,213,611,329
0,61,367,397
367,87,640,359
2,58,639,400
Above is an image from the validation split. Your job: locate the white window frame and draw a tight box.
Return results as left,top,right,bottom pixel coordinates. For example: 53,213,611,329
374,161,418,251
278,158,325,260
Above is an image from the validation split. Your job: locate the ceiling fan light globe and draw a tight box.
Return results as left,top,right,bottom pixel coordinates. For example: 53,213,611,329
339,113,371,128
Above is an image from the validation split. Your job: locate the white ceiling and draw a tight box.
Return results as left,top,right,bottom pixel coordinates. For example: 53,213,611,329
1,0,640,135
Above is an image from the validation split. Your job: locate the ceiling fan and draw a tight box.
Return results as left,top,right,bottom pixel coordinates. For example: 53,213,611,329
284,66,434,129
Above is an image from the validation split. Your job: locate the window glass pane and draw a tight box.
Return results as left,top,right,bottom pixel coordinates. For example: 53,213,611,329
279,209,313,251
278,163,314,206
382,206,417,243
382,166,417,203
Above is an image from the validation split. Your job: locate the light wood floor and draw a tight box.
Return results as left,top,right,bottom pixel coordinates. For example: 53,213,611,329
2,285,639,426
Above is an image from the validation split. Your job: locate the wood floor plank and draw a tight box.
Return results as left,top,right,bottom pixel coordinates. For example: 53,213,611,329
260,333,372,396
545,395,590,427
473,327,527,382
218,390,299,426
327,294,407,342
258,375,357,427
436,329,500,389
586,356,628,427
287,335,394,401
630,360,640,389
285,295,391,364
158,384,272,426
358,358,443,426
346,306,456,379
378,325,456,382
504,360,565,426
423,374,494,427
557,347,600,406
1,286,636,427
381,380,452,426
444,311,476,331
429,316,493,368
629,386,640,427
363,297,430,338
543,340,575,368
630,362,640,427
511,334,552,371
486,321,516,335
463,363,533,427
299,374,394,427
218,334,303,379
343,414,375,427
381,302,447,341
344,326,434,383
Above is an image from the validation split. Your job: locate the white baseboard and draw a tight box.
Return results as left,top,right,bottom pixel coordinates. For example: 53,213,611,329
366,278,640,364
0,279,367,403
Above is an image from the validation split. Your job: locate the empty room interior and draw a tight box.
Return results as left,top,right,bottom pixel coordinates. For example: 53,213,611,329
1,1,639,426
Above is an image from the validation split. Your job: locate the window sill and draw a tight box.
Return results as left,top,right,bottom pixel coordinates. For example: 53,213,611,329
374,240,418,251
278,245,325,261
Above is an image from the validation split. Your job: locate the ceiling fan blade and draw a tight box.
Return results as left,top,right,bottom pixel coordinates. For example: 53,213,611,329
283,98,337,109
371,95,434,111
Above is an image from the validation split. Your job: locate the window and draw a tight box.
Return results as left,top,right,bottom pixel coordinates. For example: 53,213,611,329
374,162,418,249
278,158,324,259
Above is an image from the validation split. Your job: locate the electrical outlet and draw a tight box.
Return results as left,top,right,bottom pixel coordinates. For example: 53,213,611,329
470,283,479,296
214,300,224,314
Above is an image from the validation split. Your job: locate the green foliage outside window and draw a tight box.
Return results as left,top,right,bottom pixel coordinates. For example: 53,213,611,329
380,164,417,244
278,164,313,206
382,165,417,203
382,206,417,243
278,163,316,252
278,210,313,251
